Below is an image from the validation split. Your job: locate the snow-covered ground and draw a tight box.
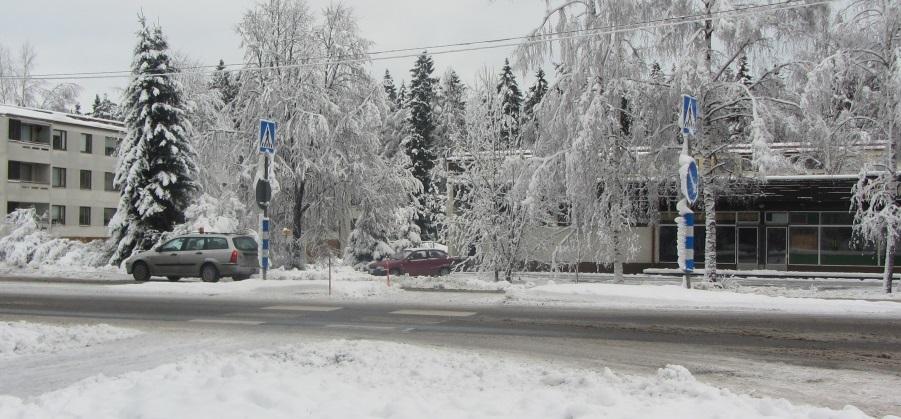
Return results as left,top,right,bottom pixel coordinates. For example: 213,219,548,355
505,282,901,316
0,321,140,359
0,339,887,419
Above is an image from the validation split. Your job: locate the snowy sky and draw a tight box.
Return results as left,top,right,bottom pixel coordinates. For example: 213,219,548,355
0,0,548,107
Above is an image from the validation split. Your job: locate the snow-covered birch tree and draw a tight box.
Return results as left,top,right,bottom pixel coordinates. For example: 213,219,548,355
108,16,199,264
235,0,416,268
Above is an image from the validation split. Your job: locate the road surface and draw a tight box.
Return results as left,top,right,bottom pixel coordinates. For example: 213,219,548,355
0,277,899,416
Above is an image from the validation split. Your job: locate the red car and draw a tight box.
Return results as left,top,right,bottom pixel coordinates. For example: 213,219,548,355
368,248,459,276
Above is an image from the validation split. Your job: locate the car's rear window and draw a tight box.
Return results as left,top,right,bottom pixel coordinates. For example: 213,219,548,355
205,237,229,250
232,236,258,251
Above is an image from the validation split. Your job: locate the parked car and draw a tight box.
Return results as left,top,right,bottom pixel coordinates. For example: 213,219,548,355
368,248,460,277
125,233,259,283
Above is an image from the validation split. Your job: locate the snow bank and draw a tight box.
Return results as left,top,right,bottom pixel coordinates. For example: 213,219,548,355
0,209,109,271
0,340,879,418
0,321,141,359
508,283,901,317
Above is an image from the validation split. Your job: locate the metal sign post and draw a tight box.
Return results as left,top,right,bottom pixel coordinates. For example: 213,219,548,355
677,95,699,289
257,119,277,280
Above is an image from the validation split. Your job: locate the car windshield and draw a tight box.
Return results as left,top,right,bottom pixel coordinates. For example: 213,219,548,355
391,250,412,260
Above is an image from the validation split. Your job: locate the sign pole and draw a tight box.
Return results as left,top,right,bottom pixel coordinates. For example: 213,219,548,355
677,95,699,289
257,119,277,281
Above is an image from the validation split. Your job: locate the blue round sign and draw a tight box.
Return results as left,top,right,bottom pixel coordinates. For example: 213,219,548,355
684,160,700,204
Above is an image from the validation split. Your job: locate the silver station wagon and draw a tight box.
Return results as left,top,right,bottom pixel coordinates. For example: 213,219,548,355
125,233,260,282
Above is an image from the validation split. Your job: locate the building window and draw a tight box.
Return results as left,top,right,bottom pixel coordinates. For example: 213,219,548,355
789,227,819,265
103,208,116,226
820,227,876,266
716,226,736,264
8,161,43,183
80,133,92,153
104,172,116,191
8,119,49,144
52,167,66,188
52,130,67,150
78,207,91,226
51,205,66,225
104,136,118,156
80,170,92,189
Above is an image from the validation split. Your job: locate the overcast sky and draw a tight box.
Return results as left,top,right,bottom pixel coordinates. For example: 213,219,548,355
0,0,548,107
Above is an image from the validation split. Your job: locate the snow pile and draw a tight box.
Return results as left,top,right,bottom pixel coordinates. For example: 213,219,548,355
394,272,514,291
0,209,109,271
0,321,141,359
507,283,901,317
0,340,878,418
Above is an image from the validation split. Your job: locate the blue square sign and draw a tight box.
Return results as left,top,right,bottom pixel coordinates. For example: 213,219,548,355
259,119,277,154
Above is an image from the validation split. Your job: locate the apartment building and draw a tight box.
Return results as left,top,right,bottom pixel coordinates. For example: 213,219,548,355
0,105,124,239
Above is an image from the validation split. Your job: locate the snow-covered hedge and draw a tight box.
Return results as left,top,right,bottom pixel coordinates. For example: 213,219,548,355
0,209,108,269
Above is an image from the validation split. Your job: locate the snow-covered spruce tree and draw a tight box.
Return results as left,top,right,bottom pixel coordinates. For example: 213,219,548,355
515,1,668,282
448,78,531,281
383,70,398,106
235,1,417,268
91,94,120,120
434,69,467,154
108,17,199,265
209,59,239,108
406,52,442,241
496,58,523,148
522,68,549,147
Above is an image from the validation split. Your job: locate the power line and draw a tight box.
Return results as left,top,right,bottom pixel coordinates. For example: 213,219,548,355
1,0,832,81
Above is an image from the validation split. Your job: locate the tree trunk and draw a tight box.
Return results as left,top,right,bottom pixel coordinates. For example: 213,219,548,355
702,180,717,283
612,224,624,283
291,179,307,269
883,227,894,293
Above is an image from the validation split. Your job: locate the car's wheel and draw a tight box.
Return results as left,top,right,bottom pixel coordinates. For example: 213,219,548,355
167,276,181,282
389,268,402,276
200,264,220,283
132,262,150,282
438,267,451,276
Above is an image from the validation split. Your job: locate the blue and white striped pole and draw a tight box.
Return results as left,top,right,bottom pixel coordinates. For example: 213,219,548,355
261,217,270,276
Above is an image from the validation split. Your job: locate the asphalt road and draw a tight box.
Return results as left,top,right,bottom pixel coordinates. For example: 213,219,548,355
1,279,900,415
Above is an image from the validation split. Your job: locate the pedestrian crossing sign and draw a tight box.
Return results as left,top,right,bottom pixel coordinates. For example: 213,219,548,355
259,119,277,154
680,95,698,135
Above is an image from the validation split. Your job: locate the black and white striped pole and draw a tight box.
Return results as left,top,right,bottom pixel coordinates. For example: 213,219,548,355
677,95,699,289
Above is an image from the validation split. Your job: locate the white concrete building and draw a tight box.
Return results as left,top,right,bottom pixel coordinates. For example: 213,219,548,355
0,105,124,239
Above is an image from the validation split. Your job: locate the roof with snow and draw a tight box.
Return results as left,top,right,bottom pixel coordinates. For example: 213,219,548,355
0,104,124,133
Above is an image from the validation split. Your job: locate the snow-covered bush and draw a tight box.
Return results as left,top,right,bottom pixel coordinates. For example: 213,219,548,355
0,209,108,269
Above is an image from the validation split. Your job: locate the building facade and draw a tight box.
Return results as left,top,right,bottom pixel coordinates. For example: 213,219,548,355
0,105,124,239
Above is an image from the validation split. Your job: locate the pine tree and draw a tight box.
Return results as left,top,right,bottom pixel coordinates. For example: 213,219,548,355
523,68,548,116
396,81,408,108
108,16,199,265
73,103,82,115
649,62,665,84
383,70,398,106
407,52,440,240
91,94,102,116
735,55,752,86
496,58,523,147
209,59,239,106
435,69,466,152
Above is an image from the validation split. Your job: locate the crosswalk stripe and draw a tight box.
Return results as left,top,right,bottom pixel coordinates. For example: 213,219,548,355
324,324,397,331
390,309,476,317
188,318,263,325
262,305,342,312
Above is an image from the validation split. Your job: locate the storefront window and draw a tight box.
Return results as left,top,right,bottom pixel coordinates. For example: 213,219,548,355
736,212,759,224
821,212,853,225
765,212,788,225
789,227,819,264
766,228,787,265
790,212,819,225
819,227,876,265
738,227,758,264
716,226,736,264
659,226,677,262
